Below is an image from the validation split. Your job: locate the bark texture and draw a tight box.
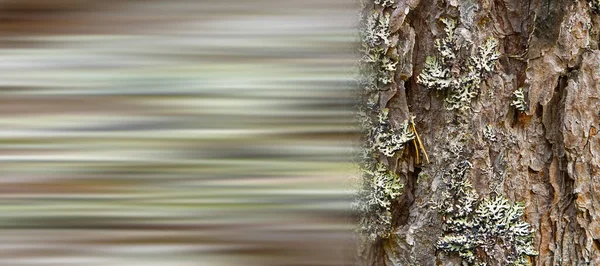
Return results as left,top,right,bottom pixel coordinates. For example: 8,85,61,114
359,0,600,265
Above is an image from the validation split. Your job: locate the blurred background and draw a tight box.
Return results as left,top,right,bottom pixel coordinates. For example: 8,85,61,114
0,0,358,265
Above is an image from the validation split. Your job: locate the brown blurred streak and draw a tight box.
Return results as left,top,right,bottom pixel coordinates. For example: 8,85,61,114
0,0,169,35
0,96,141,116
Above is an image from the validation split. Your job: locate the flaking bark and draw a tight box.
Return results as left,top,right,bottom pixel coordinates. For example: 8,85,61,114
357,0,600,265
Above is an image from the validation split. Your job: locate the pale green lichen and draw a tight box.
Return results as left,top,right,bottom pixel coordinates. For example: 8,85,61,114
370,109,415,157
360,12,380,47
376,13,391,46
435,17,458,61
435,161,538,265
511,87,527,112
356,163,404,241
360,12,391,48
374,0,394,7
483,124,497,142
355,108,414,241
417,18,500,113
472,37,501,73
417,56,452,91
355,1,414,242
379,55,397,85
358,11,396,91
381,56,398,72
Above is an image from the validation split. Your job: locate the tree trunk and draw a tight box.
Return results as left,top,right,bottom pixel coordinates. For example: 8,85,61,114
357,0,600,265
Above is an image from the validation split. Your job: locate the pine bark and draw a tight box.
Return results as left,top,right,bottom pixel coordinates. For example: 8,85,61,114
359,0,600,265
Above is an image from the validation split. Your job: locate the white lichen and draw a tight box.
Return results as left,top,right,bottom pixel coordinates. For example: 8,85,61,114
381,56,398,72
435,17,458,61
436,161,538,265
355,1,411,242
357,66,378,93
356,163,404,241
376,13,391,47
361,12,380,47
417,18,500,113
472,37,501,73
483,124,497,142
444,72,480,112
360,44,383,64
358,10,395,90
371,108,415,157
360,12,391,48
416,56,452,90
445,142,464,159
374,0,394,7
511,87,527,112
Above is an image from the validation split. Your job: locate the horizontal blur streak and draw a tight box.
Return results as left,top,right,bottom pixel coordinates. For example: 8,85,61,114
0,0,359,266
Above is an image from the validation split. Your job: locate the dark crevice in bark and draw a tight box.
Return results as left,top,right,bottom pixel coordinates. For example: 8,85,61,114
508,106,520,128
593,239,600,252
534,102,543,119
405,76,415,112
540,66,579,265
393,168,420,227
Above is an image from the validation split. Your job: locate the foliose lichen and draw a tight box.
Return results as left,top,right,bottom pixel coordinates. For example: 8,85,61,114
417,18,500,113
355,163,404,241
359,11,397,88
483,124,497,142
370,109,415,157
435,161,538,265
355,113,414,241
374,0,394,8
354,0,416,242
511,87,528,112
